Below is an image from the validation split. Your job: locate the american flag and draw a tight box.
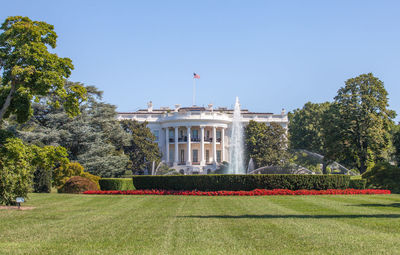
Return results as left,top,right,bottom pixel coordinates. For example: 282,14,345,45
193,72,200,79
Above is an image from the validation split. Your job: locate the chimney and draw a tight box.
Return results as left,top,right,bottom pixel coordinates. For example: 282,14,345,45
147,101,153,112
281,108,286,115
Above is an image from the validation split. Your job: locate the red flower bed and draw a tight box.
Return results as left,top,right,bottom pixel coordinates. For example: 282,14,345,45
83,189,391,196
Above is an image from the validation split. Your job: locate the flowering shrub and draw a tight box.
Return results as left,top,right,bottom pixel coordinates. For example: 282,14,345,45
83,189,390,196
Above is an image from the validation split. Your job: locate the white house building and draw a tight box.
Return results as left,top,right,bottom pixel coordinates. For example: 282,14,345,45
117,102,288,174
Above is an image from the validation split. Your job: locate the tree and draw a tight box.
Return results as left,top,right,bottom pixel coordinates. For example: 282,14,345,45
245,121,288,169
393,124,400,167
288,102,331,154
121,120,161,174
11,84,130,177
31,145,69,193
0,138,35,205
362,162,400,193
325,73,395,174
0,16,86,124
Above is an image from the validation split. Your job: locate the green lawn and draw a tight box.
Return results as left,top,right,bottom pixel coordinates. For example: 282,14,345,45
1,193,400,255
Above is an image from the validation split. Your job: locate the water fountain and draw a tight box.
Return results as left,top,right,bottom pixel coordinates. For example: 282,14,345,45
228,97,245,174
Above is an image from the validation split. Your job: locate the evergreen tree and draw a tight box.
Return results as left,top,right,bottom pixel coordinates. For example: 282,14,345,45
121,120,161,174
13,84,130,177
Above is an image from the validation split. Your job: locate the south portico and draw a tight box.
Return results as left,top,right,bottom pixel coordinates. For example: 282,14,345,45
162,123,228,174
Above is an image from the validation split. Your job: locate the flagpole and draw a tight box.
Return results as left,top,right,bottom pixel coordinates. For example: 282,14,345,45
193,78,196,106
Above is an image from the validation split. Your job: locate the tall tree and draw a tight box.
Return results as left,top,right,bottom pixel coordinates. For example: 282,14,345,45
245,121,288,169
12,84,130,177
0,16,86,124
288,102,331,154
393,124,400,167
121,120,161,174
325,73,395,173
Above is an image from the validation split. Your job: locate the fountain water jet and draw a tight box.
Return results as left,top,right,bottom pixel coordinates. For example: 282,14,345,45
228,97,245,174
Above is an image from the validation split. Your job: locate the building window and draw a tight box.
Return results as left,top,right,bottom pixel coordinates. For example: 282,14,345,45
206,130,210,138
217,150,221,163
192,129,198,139
206,150,210,163
169,130,174,139
180,130,183,138
216,130,221,140
153,130,159,141
193,149,198,162
180,149,185,163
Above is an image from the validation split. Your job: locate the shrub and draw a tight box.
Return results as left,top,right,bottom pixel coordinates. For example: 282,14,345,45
362,162,400,193
99,178,135,191
0,138,35,205
58,176,99,194
348,179,366,189
132,174,350,191
33,168,52,193
54,162,100,189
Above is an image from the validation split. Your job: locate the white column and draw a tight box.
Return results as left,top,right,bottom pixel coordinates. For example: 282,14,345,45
212,126,217,163
221,127,225,162
174,127,179,166
186,126,191,165
200,126,205,165
165,128,169,164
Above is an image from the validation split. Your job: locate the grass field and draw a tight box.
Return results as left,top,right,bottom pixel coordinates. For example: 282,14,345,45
1,193,399,255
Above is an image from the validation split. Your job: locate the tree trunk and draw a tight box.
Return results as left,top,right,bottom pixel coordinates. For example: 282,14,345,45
359,153,368,174
0,81,16,123
322,162,328,174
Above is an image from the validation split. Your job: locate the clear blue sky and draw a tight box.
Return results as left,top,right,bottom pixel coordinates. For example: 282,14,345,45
1,0,399,119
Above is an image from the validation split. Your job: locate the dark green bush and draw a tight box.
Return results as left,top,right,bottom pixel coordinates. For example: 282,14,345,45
132,174,350,191
99,178,135,191
348,179,366,189
363,162,400,193
33,168,52,193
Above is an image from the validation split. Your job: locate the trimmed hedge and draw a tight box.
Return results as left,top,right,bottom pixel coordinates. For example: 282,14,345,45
99,178,135,191
132,174,351,191
349,179,366,189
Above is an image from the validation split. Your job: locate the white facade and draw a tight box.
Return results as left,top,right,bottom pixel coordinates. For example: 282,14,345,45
117,102,288,174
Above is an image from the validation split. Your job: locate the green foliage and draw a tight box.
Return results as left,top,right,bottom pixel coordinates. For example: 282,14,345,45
53,162,84,188
121,120,161,173
54,162,100,189
99,178,134,191
393,124,400,167
348,179,366,189
245,121,288,169
288,102,331,154
290,151,323,173
0,138,35,205
31,145,69,193
33,168,52,193
362,162,400,193
324,73,395,174
81,172,101,189
13,84,130,177
0,136,71,203
0,16,87,123
133,174,350,191
58,176,98,194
